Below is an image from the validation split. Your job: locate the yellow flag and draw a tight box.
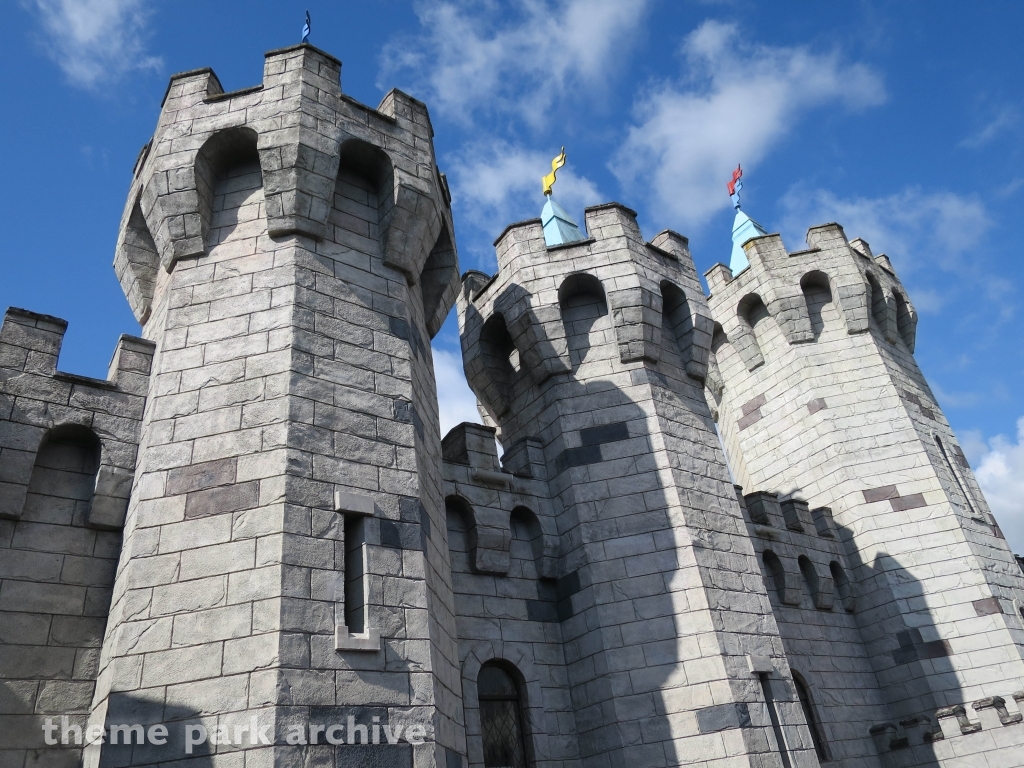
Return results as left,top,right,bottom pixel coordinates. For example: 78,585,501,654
542,147,567,196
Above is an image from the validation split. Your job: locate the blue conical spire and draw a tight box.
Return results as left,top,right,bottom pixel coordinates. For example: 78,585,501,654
727,164,767,274
542,196,586,247
540,148,587,247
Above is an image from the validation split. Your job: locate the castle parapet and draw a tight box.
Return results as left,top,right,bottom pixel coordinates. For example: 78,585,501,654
117,44,456,327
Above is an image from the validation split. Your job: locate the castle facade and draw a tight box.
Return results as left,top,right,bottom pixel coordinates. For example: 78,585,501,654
1,44,1022,768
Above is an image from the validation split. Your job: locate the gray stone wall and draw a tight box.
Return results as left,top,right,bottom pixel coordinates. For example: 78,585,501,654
706,224,1024,766
0,308,153,768
457,206,822,767
4,36,1024,768
85,43,463,768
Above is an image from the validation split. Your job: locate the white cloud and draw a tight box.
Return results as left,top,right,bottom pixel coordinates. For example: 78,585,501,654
779,186,991,273
961,105,1018,149
972,417,1024,555
380,0,649,125
446,140,604,269
612,20,885,229
433,348,483,440
28,0,162,89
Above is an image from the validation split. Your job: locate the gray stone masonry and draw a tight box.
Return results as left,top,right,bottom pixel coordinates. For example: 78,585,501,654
5,35,1024,768
0,308,154,768
457,204,822,768
706,225,1024,767
91,43,464,768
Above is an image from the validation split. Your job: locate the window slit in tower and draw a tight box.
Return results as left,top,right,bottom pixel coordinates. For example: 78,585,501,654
759,673,793,768
344,514,367,634
934,435,977,518
793,672,830,762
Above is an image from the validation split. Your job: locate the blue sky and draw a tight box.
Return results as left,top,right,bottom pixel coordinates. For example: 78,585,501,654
3,1,1024,551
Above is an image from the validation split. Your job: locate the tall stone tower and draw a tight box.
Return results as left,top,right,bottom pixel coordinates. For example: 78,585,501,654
89,44,464,766
3,36,1024,768
704,222,1024,765
456,203,824,767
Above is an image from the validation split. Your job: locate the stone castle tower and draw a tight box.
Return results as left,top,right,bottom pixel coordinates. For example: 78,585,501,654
0,42,1022,768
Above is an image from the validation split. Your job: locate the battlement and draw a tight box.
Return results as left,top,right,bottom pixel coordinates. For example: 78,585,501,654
459,200,712,434
704,223,918,361
0,308,154,526
116,43,456,330
867,692,1024,761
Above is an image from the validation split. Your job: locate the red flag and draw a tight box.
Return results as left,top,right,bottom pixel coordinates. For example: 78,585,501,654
727,164,743,196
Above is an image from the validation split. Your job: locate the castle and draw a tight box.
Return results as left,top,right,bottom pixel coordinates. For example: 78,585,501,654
1,43,1023,768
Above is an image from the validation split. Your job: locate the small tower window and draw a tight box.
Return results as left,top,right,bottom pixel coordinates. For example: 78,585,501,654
792,672,830,762
478,662,529,768
344,514,367,634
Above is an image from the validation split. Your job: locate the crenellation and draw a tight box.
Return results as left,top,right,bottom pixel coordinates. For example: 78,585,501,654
5,37,1024,768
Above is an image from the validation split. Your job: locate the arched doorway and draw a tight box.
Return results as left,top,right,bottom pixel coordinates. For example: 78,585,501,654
478,662,529,767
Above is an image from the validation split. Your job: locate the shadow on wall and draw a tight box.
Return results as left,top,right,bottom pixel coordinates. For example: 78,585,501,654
840,522,962,767
451,273,796,767
0,425,122,767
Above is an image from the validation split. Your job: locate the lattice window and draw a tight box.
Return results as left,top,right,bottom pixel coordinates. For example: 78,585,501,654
478,663,528,768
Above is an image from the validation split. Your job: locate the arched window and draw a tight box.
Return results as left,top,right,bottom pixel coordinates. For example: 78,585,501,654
477,313,517,417
893,290,917,351
446,495,476,573
829,561,854,613
800,271,833,342
798,555,833,610
558,272,609,367
196,127,262,253
792,671,830,762
735,293,768,371
762,550,788,604
866,272,894,341
478,662,529,768
510,506,544,579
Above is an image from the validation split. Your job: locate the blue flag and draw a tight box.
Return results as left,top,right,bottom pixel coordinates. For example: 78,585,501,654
302,10,311,43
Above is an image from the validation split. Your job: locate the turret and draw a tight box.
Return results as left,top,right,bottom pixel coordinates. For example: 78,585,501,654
705,214,1024,765
89,43,466,767
455,199,824,766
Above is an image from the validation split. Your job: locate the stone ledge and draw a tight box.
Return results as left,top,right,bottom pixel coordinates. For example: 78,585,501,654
334,625,381,652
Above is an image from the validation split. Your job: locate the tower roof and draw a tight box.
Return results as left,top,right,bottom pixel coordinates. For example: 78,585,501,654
725,164,767,273
730,208,767,273
542,197,587,247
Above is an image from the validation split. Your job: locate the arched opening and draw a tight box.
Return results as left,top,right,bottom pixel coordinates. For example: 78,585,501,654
711,322,728,355
446,495,477,574
894,290,917,352
800,270,834,342
196,127,262,252
24,424,101,521
477,313,518,417
558,273,609,367
736,293,768,370
762,550,788,604
117,193,159,324
478,661,530,768
420,222,458,338
510,506,544,580
830,561,854,613
661,280,705,380
792,671,830,762
335,137,396,233
866,272,892,340
6,424,116,717
798,555,831,610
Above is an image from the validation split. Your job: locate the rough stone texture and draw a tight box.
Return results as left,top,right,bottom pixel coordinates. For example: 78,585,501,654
0,309,153,768
706,225,1024,767
97,44,461,768
456,207,820,768
3,41,1024,768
